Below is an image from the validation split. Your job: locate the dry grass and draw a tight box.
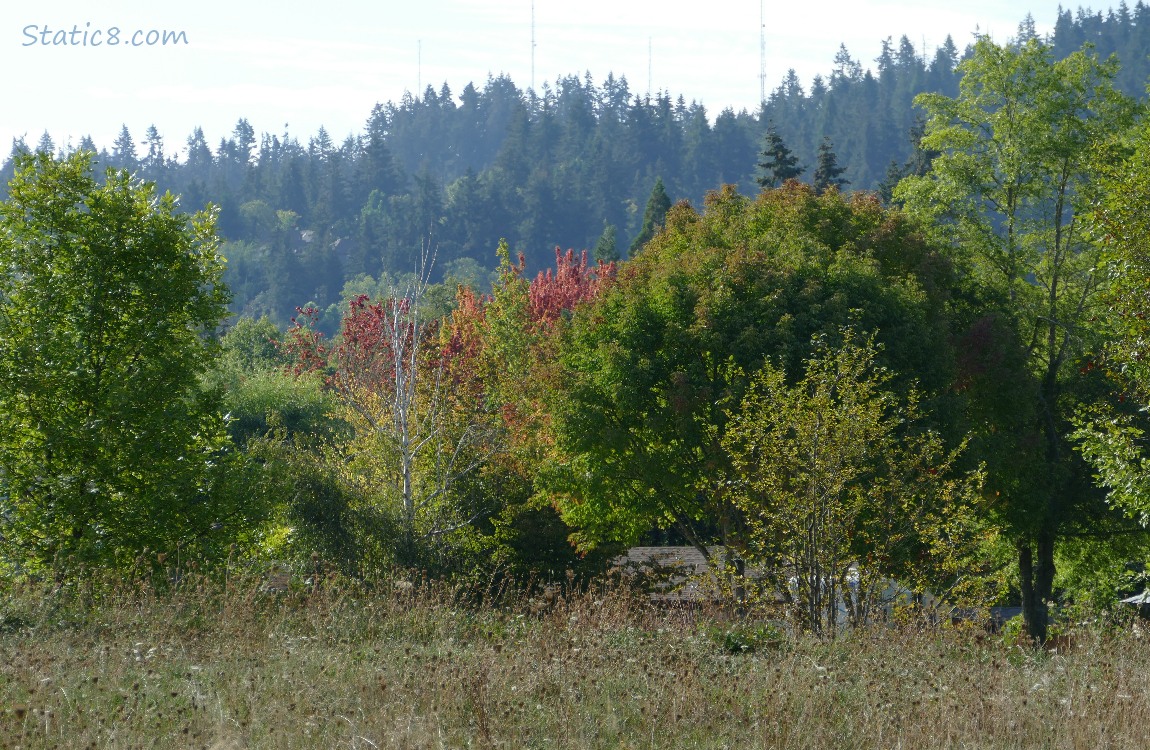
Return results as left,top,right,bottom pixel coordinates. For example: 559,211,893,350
1,570,1149,749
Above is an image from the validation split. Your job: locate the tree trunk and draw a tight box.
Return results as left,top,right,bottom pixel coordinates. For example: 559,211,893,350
1018,526,1056,643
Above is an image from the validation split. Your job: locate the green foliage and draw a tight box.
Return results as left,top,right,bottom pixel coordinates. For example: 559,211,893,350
756,123,804,189
628,177,672,255
896,36,1143,639
222,370,337,446
1074,118,1150,532
812,136,848,193
204,316,341,446
705,622,788,654
221,315,287,372
1052,512,1150,614
592,222,619,263
724,329,988,633
483,471,618,584
238,435,387,572
0,152,244,573
543,184,960,559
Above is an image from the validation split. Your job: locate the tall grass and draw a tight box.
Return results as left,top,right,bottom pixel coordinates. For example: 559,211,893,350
1,568,1148,749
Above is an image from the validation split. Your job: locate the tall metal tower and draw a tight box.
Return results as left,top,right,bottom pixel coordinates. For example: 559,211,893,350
531,1,536,91
759,0,767,106
648,37,653,96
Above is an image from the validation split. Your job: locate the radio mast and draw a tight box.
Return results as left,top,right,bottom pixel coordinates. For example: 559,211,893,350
760,0,767,106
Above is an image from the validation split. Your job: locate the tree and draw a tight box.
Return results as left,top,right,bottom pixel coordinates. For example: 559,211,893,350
0,152,234,572
286,248,502,565
543,185,961,563
593,221,619,263
724,329,986,634
1075,119,1150,529
877,116,939,204
895,38,1138,640
628,176,672,255
756,123,803,188
812,136,848,193
35,131,55,157
141,125,167,182
447,241,618,580
111,124,138,172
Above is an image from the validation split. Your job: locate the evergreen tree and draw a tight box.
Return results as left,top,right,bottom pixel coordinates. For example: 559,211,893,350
184,127,214,184
141,125,166,181
813,136,848,193
35,131,55,157
593,221,619,263
756,123,803,188
629,176,671,255
877,116,938,204
111,125,138,172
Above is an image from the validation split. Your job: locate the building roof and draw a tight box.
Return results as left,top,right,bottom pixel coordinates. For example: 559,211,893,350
613,546,746,603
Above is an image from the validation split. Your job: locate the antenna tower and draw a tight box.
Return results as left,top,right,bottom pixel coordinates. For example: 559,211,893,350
759,0,766,105
531,1,536,91
648,37,652,96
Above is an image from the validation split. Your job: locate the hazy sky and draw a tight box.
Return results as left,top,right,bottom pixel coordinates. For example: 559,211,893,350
3,1,1074,158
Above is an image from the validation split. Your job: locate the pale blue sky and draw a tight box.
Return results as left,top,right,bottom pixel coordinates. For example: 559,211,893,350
3,1,1074,159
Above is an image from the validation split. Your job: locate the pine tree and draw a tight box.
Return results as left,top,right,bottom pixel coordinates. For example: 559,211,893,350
813,136,848,193
756,123,803,188
35,131,55,157
111,125,138,172
629,177,671,255
141,125,166,181
877,116,938,204
594,221,619,262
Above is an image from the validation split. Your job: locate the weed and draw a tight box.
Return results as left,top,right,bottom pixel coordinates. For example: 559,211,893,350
1,570,1148,748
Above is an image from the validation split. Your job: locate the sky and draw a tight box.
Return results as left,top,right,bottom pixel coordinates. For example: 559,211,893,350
2,1,1077,159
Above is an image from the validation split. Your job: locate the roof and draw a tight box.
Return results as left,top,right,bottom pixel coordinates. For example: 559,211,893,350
613,546,746,603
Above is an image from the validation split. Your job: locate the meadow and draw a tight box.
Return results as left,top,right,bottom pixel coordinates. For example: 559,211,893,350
1,570,1149,749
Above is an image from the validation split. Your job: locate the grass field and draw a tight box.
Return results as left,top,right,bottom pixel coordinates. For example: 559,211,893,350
1,571,1149,749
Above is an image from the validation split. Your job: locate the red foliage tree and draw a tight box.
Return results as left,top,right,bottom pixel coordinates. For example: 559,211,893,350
528,247,616,327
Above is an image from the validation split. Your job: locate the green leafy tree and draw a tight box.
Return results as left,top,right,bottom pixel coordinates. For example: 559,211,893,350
543,185,960,563
628,176,671,255
1075,119,1150,533
896,38,1139,640
204,316,338,447
0,152,234,572
756,123,804,188
724,329,987,634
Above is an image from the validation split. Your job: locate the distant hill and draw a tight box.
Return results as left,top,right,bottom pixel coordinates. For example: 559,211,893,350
3,5,1147,325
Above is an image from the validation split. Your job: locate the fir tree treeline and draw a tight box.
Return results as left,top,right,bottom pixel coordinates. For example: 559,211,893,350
3,5,1147,326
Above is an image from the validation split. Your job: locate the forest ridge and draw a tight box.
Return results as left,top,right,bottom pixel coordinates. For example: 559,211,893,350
2,6,1147,327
